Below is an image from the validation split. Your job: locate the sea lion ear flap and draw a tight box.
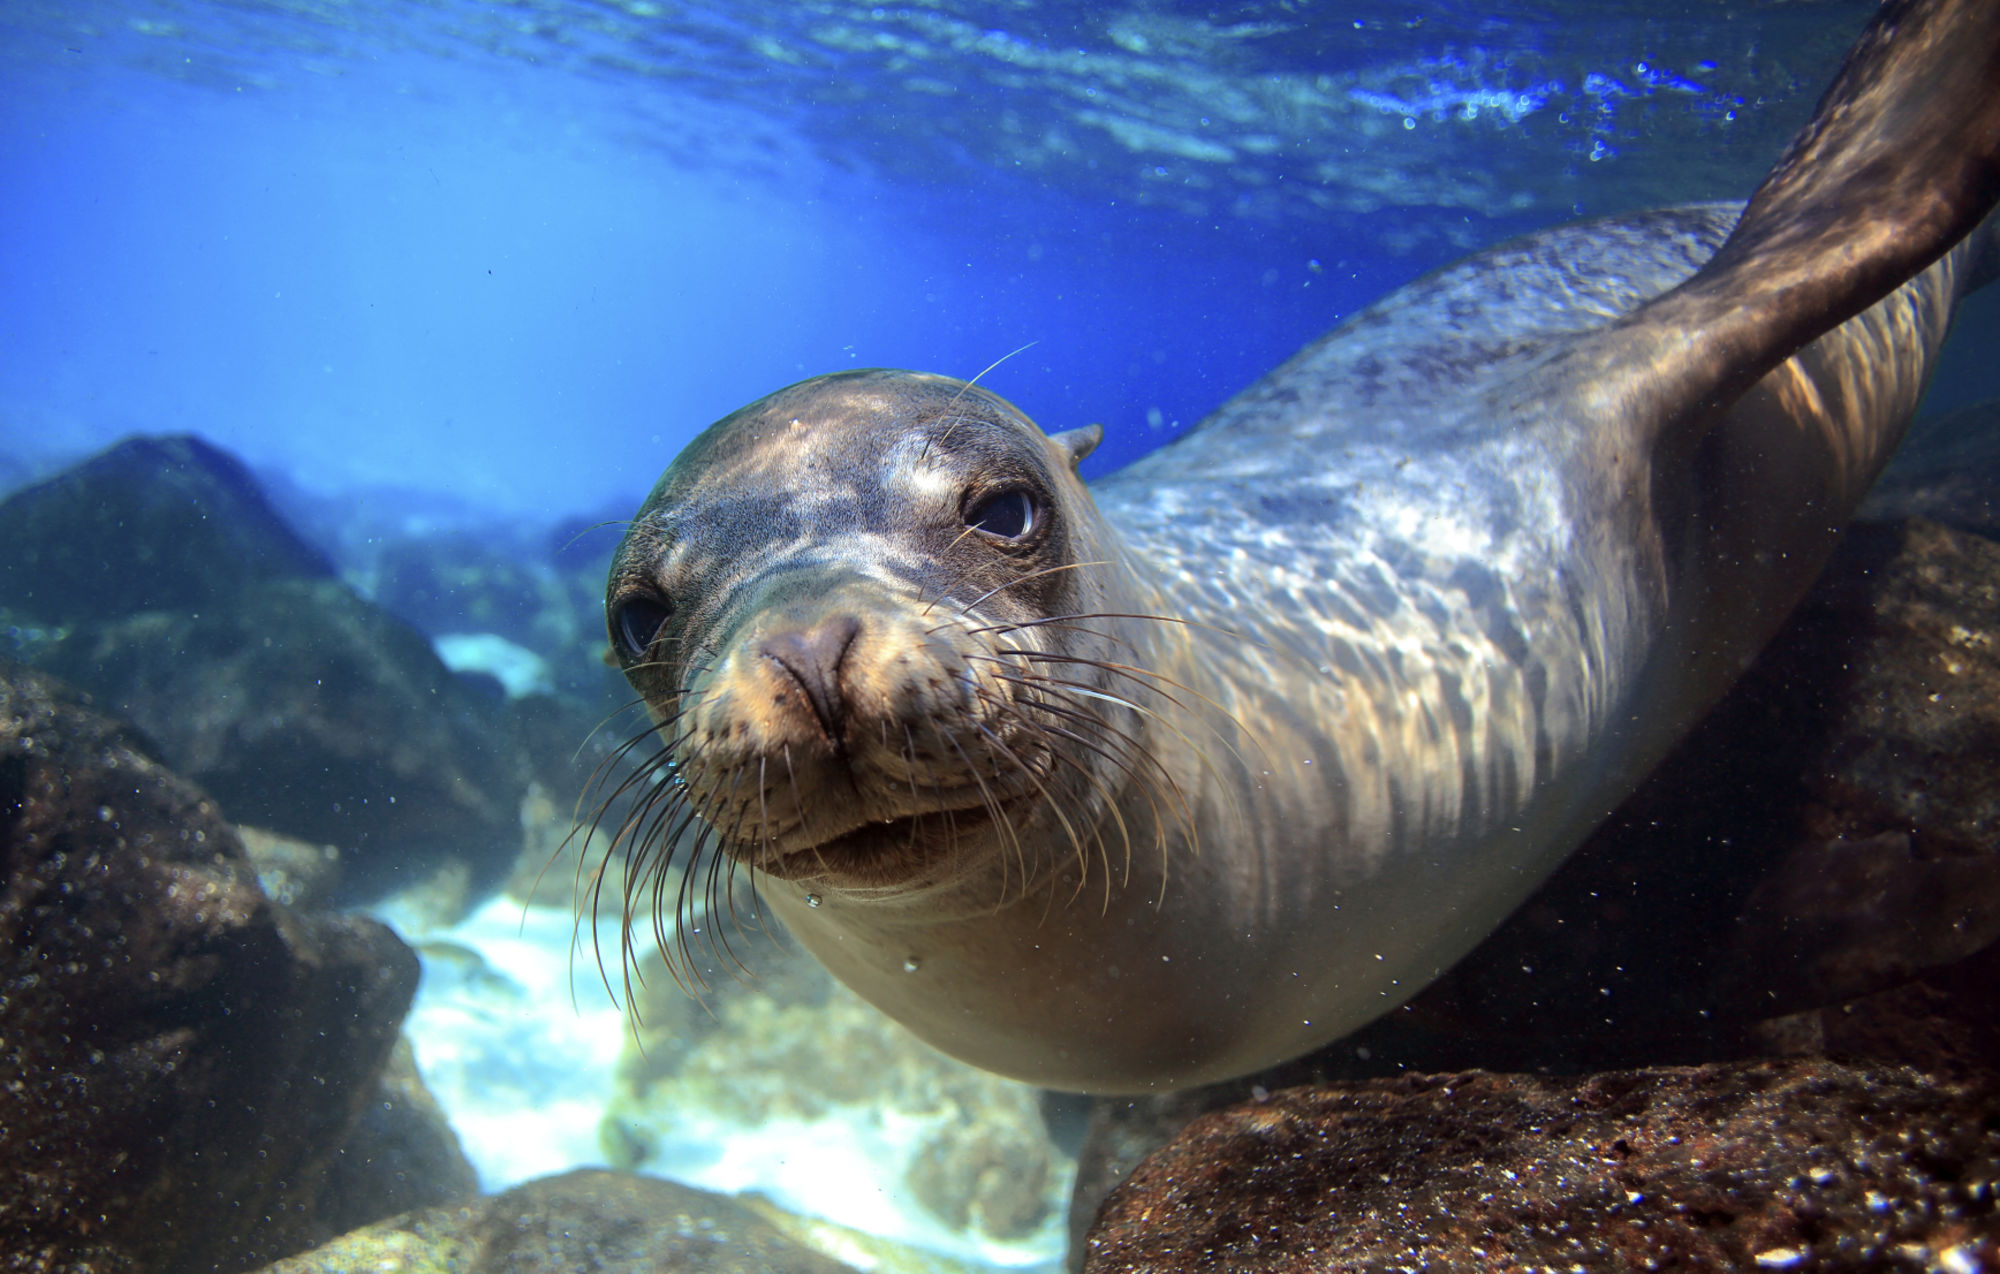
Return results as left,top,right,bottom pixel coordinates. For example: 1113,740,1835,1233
1049,423,1103,472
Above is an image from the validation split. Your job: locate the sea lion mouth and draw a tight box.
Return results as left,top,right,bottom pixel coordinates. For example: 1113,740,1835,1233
746,799,1014,882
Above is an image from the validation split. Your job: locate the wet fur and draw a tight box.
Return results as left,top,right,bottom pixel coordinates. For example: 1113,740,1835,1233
584,0,2000,1089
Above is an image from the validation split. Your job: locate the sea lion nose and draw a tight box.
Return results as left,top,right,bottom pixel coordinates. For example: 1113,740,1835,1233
759,614,863,740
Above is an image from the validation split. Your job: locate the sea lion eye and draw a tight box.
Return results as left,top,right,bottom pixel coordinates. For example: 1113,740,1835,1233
612,594,674,660
965,488,1037,540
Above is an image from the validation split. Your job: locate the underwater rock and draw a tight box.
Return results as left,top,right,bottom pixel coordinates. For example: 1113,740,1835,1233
603,936,1068,1252
363,513,632,701
0,433,334,626
257,1169,859,1274
1863,398,2000,541
238,823,345,911
0,433,625,905
1080,1061,1999,1273
374,531,559,652
317,1037,482,1240
0,660,420,1273
32,576,533,902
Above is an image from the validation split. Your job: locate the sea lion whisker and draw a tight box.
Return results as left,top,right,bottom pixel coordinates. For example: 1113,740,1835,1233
941,729,1031,904
756,754,773,863
578,749,702,1015
994,668,1215,854
917,527,1015,618
559,518,640,554
986,615,1150,662
623,784,716,1003
557,726,693,959
988,671,1197,870
902,722,976,891
568,694,664,766
777,743,837,881
992,688,1176,845
953,560,1115,617
561,716,681,850
665,761,750,994
900,723,930,857
966,715,1080,887
965,717,1103,909
666,819,724,998
951,341,1038,403
576,854,626,1014
1001,650,1257,770
696,772,770,988
973,610,1263,654
920,342,1040,463
570,735,697,879
977,690,1146,896
718,755,777,954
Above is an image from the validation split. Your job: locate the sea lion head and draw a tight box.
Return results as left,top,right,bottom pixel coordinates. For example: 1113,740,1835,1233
605,369,1153,912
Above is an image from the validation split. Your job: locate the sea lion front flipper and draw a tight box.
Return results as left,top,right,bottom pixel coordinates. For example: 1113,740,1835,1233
1578,0,2000,454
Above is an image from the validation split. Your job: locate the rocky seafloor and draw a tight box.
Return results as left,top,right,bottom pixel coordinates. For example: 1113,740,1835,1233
3,403,1999,1272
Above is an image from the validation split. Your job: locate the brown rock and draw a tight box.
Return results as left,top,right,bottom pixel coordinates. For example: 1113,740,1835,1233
1082,1062,2000,1273
262,1170,859,1273
0,435,333,628
316,1038,482,1239
0,661,420,1273
32,578,531,903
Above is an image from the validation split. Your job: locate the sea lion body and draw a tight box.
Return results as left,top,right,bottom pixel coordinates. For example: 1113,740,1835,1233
606,0,2000,1092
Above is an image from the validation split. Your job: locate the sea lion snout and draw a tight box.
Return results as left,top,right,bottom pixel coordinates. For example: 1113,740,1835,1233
673,578,1049,880
757,612,863,744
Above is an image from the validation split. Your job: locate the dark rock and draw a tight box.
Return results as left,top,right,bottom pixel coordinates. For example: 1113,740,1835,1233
0,435,333,626
373,531,558,648
33,577,531,901
237,825,344,912
358,509,630,702
0,434,581,903
0,660,420,1273
316,1038,480,1237
261,1170,859,1273
1082,1062,1999,1273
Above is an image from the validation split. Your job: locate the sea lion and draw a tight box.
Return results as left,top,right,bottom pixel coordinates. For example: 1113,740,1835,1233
599,0,2000,1093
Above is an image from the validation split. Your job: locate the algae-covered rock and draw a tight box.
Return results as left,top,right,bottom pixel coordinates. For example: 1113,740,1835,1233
0,433,333,625
260,1170,858,1274
0,435,552,904
33,576,531,901
0,660,420,1272
1082,1061,2000,1273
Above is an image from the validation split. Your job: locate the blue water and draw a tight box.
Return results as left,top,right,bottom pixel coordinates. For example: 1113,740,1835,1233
13,2,2000,1266
1,0,1896,527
